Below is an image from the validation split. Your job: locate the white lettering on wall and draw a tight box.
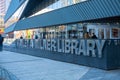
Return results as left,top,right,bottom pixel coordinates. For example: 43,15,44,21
95,40,105,58
47,39,51,51
51,39,56,51
18,39,106,58
71,40,78,54
78,40,86,56
57,39,62,52
87,40,96,57
65,40,71,53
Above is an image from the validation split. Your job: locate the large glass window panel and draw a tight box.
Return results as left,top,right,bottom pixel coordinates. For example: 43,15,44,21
106,28,110,39
39,28,43,39
67,24,78,39
119,28,120,39
55,26,59,38
77,23,83,38
58,25,66,39
112,28,119,38
98,28,104,39
42,28,46,39
46,27,50,39
50,26,56,39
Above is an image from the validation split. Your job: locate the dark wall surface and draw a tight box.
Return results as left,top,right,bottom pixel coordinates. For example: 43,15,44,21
4,39,120,70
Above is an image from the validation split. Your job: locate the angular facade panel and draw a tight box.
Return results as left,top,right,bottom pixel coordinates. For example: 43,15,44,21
4,0,26,22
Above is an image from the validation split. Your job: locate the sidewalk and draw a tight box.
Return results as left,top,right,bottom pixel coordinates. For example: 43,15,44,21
0,51,120,80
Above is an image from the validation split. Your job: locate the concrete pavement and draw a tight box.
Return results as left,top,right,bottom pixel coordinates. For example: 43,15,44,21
0,50,120,80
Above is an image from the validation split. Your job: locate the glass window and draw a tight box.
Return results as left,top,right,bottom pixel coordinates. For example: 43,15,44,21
119,28,120,39
55,26,59,38
50,26,56,39
77,23,83,38
67,24,78,39
112,28,119,38
39,28,44,39
106,28,110,39
42,28,46,39
46,27,50,39
58,25,66,39
98,28,104,39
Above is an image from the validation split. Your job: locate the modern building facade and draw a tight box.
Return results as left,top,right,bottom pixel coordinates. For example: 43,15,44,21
4,0,120,70
0,0,6,14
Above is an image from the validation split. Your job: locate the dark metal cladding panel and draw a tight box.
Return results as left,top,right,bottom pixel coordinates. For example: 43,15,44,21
12,0,120,31
106,40,120,69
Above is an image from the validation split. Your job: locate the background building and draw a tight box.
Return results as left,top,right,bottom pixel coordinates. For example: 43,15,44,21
0,0,6,14
0,0,6,34
0,0,12,35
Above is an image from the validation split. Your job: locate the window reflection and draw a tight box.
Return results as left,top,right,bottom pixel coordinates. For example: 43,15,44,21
77,23,83,38
15,23,120,40
112,28,119,38
106,28,110,39
67,24,78,39
32,0,88,17
58,25,66,39
98,29,104,39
